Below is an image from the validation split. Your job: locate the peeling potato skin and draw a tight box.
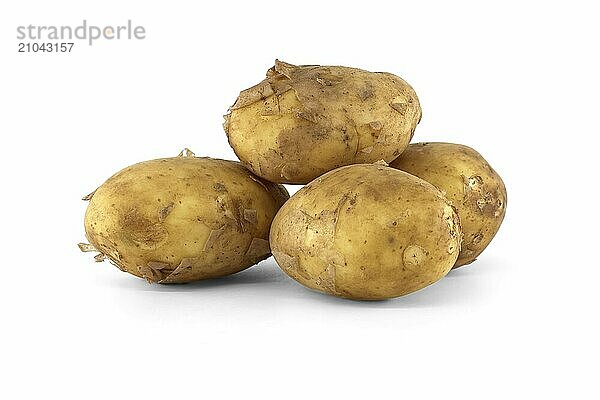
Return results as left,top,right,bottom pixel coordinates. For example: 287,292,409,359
269,164,461,300
84,156,289,283
224,60,422,184
390,142,507,268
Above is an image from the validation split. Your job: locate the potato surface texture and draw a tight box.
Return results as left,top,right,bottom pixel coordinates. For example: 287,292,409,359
390,143,506,267
224,60,422,184
269,164,461,300
83,152,289,283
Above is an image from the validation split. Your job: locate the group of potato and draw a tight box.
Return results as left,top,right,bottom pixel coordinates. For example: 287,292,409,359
80,60,506,300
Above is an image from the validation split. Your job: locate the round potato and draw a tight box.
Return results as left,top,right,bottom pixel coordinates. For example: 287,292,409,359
81,149,289,283
224,60,422,184
390,142,507,267
269,163,461,300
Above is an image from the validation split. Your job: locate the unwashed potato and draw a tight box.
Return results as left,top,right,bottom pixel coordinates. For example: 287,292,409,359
224,60,422,184
81,149,289,283
269,163,461,300
390,142,506,267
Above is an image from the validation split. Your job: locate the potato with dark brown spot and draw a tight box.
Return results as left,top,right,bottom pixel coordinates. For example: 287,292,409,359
269,163,461,300
224,60,422,184
80,149,289,283
390,142,507,267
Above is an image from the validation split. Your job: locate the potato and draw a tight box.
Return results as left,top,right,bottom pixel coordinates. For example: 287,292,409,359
269,163,461,300
81,149,289,283
224,60,422,184
390,143,506,267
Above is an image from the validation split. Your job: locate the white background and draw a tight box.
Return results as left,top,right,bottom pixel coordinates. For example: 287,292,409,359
1,1,599,398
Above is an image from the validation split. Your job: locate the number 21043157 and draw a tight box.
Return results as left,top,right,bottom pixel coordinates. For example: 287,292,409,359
18,42,74,52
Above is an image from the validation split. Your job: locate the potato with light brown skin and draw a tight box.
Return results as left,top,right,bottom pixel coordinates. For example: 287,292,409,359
269,163,461,300
224,60,422,184
390,142,507,268
80,149,289,283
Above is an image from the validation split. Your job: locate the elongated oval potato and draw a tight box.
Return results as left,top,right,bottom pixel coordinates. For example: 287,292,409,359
224,60,422,184
82,150,289,283
269,163,461,300
390,142,507,267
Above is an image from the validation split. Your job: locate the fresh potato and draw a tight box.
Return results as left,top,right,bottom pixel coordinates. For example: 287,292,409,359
81,149,289,283
390,142,506,267
269,163,461,300
224,60,422,184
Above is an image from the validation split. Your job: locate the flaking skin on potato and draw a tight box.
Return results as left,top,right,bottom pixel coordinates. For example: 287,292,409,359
390,142,507,267
80,149,289,283
269,163,461,300
224,60,422,184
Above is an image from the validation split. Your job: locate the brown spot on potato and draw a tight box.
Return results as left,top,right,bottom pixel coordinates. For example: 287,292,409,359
158,202,174,222
296,111,318,123
358,84,374,101
122,208,168,249
448,243,456,254
213,182,227,192
403,245,428,267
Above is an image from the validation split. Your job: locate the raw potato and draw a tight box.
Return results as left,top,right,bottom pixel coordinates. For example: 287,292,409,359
224,60,422,184
269,163,461,300
81,149,289,283
390,142,506,267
